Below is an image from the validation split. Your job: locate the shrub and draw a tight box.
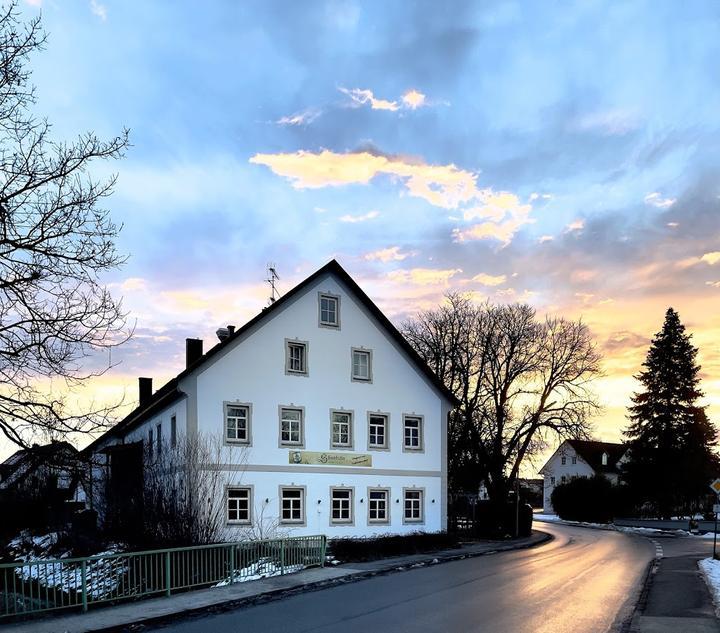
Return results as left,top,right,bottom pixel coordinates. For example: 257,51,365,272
550,475,616,523
329,532,460,562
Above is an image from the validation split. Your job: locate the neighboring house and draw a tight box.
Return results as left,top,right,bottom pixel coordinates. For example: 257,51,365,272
85,260,457,537
0,441,86,533
539,439,627,513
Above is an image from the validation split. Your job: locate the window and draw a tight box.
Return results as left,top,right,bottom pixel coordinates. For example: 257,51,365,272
331,488,353,524
368,488,389,524
404,489,423,523
286,340,308,375
368,414,388,449
148,428,154,457
170,415,177,448
601,452,608,466
550,476,556,485
280,407,304,447
331,410,353,449
319,293,340,328
227,487,251,524
156,423,162,455
561,456,566,465
561,475,567,484
225,403,251,444
571,456,577,465
403,415,424,451
280,487,305,524
351,348,372,382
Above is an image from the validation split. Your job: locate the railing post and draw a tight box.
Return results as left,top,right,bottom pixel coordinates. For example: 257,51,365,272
165,551,171,597
81,560,88,612
280,540,285,576
230,544,236,584
321,535,327,567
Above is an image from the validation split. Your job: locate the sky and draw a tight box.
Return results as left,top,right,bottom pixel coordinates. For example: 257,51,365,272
8,0,720,473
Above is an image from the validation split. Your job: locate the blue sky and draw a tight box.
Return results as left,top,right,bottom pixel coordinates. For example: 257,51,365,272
13,0,720,466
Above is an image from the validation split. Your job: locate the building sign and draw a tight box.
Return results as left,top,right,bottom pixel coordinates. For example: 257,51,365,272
289,450,372,467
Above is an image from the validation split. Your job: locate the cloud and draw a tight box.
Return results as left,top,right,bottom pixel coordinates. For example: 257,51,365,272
89,0,107,21
24,0,42,6
363,246,417,262
120,277,148,292
277,108,322,126
667,222,679,228
338,210,379,223
706,281,720,288
339,87,399,111
538,235,554,243
570,108,640,136
387,267,462,285
702,252,720,265
644,192,676,209
402,89,426,109
250,150,532,244
565,219,585,232
249,149,479,209
472,273,506,286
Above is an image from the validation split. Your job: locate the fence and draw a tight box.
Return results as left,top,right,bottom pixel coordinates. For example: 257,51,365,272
0,535,326,620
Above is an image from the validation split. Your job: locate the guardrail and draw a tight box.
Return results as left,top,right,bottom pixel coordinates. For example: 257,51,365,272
0,534,326,619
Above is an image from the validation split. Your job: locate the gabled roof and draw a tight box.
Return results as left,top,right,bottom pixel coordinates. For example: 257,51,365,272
566,439,627,474
84,259,458,454
0,441,78,490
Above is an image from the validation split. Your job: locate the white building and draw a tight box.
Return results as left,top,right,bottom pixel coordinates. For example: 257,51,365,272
86,260,457,537
539,439,626,513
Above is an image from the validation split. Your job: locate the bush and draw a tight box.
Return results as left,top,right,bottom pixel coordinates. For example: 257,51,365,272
551,475,616,523
329,532,460,562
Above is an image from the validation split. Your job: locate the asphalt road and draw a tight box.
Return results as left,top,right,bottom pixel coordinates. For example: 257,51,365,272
151,523,655,633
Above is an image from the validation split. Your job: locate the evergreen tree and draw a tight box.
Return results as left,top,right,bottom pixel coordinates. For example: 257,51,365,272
623,308,719,517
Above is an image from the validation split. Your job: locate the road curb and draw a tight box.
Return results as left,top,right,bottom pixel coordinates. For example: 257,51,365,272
91,530,553,632
618,539,663,633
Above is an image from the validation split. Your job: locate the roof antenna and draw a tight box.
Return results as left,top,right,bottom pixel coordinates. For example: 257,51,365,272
266,263,280,305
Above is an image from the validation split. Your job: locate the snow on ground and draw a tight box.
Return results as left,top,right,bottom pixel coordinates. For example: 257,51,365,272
533,514,709,537
699,558,720,616
215,557,304,587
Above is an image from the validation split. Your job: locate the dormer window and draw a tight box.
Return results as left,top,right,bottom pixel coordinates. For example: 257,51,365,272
561,456,566,465
601,452,608,466
318,293,340,328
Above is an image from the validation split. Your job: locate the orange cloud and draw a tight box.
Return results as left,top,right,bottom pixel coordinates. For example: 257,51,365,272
339,210,379,223
387,267,462,286
472,273,507,286
339,87,399,111
363,246,418,262
402,89,426,109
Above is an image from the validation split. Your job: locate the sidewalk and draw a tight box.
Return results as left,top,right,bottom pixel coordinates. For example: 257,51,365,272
3,530,551,633
630,544,720,633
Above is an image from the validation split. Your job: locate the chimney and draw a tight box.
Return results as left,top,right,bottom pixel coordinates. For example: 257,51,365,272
185,338,204,367
138,377,153,406
227,325,235,336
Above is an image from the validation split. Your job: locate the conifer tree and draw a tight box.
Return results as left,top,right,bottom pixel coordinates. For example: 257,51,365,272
623,308,718,517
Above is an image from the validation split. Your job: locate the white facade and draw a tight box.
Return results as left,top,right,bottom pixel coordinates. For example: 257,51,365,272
539,440,623,513
90,262,453,537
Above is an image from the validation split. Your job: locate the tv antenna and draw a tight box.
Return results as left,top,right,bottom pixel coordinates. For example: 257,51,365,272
266,263,280,305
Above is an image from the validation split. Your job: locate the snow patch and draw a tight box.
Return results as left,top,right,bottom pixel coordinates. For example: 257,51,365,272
214,557,304,587
699,558,720,617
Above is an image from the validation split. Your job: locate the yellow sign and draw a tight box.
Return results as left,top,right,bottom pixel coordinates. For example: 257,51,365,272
288,450,372,467
710,478,720,494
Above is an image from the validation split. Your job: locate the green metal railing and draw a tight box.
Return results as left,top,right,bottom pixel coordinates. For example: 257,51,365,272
0,535,326,619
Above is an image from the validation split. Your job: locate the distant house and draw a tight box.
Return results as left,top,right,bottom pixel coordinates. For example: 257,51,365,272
0,441,86,533
539,440,627,513
85,260,457,538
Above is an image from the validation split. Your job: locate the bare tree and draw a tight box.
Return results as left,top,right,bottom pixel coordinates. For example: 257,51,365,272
142,434,247,546
402,295,601,504
0,3,130,447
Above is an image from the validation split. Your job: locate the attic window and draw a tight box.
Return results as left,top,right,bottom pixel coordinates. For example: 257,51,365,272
318,293,340,328
601,452,608,466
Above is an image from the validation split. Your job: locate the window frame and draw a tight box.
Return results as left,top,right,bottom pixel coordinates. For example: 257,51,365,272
367,412,390,451
329,486,355,526
318,292,341,329
285,339,309,376
350,347,373,383
402,487,425,524
329,409,354,450
402,414,425,453
170,414,177,448
367,487,390,525
226,485,253,525
561,455,566,465
223,401,253,446
156,423,162,455
148,427,154,457
279,485,307,526
278,405,305,448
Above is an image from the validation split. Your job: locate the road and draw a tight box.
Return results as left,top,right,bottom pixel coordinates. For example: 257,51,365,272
151,523,655,633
